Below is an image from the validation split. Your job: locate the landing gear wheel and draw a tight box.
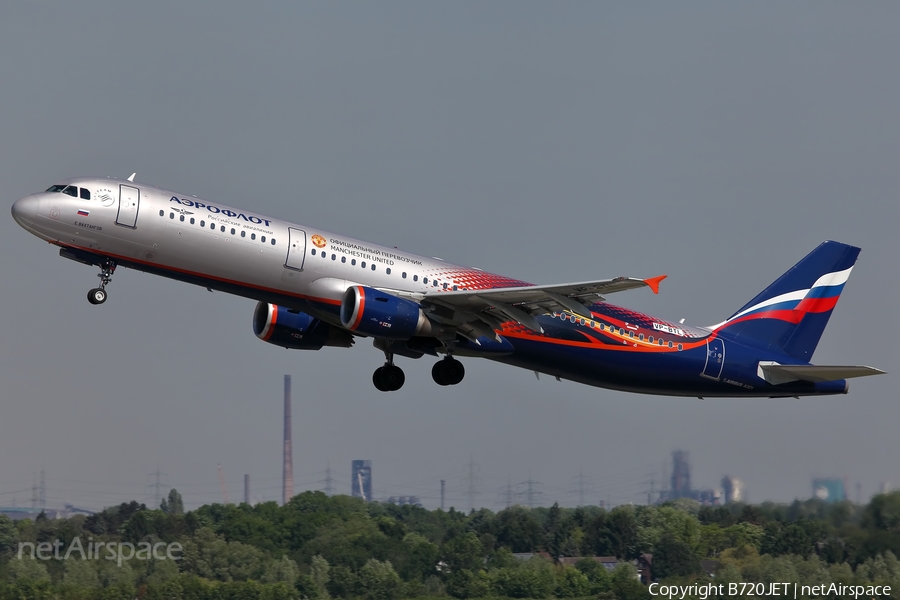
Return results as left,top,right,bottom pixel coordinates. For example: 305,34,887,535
373,364,405,392
87,260,116,306
382,365,405,391
87,288,107,305
373,367,389,392
432,361,449,386
432,358,465,386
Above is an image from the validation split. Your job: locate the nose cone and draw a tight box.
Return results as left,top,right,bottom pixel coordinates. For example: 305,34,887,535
11,194,38,227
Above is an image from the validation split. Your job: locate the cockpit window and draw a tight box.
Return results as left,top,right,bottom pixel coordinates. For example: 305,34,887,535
79,188,91,200
62,185,77,197
46,184,66,193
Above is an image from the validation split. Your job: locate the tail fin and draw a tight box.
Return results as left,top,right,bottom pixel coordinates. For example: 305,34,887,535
713,241,860,361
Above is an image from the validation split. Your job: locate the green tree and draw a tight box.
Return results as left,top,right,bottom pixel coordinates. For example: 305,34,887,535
653,533,701,579
160,488,184,515
0,515,18,556
63,558,100,589
441,531,484,573
494,506,543,552
181,527,266,581
574,557,613,594
555,565,592,597
310,554,331,598
261,555,299,587
358,559,402,600
6,558,51,584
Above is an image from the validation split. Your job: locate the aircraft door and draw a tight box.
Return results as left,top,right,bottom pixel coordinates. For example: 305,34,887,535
116,184,140,228
285,227,307,271
701,338,725,380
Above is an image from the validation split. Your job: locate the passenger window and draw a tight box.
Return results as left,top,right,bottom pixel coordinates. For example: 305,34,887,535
170,213,175,219
180,215,185,222
190,218,195,224
569,316,576,323
231,228,235,235
159,210,164,217
361,261,366,268
402,272,407,278
386,268,391,274
221,226,226,232
311,249,316,256
241,231,245,237
629,331,634,338
423,277,428,284
80,188,91,200
639,333,644,341
600,324,605,330
63,186,77,197
677,343,683,351
200,220,205,227
262,236,266,243
271,239,276,246
648,336,654,343
413,275,418,282
351,259,356,266
332,254,336,260
210,223,215,230
251,233,256,240
443,283,448,289
341,256,346,263
452,285,458,291
371,264,376,271
659,339,664,346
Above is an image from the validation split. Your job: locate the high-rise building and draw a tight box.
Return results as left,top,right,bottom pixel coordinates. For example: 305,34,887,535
670,450,692,499
351,460,372,502
721,476,744,503
813,478,846,503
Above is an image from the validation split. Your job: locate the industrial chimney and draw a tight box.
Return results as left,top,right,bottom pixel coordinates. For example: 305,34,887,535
283,375,293,505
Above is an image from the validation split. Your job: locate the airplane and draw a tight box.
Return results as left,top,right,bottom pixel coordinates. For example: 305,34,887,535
11,176,884,396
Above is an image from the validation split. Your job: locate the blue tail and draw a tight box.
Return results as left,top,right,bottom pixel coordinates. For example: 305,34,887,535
713,241,860,361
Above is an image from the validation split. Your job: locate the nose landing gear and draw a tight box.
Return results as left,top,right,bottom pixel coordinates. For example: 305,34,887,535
432,357,465,386
87,260,116,305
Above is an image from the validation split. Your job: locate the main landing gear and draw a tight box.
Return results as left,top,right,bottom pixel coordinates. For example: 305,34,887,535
373,352,406,392
370,353,466,392
87,260,116,305
432,357,465,386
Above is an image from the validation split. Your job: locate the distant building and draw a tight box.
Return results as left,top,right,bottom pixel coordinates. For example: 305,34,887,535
721,476,744,503
387,496,421,507
813,478,846,503
0,504,94,521
351,460,372,502
656,450,721,505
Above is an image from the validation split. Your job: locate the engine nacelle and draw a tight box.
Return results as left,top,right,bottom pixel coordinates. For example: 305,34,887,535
340,286,435,340
253,302,353,350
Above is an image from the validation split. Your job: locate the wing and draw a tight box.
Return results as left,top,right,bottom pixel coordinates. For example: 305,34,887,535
415,275,667,342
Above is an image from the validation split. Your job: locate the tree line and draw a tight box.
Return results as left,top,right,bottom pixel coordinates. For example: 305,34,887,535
1,490,900,599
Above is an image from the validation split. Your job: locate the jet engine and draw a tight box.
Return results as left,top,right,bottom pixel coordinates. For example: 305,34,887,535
340,286,438,340
253,302,353,350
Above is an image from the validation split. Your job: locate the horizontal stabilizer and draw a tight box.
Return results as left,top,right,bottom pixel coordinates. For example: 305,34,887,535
758,362,885,385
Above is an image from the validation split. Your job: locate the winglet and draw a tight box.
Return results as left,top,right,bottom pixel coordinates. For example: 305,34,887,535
643,274,667,294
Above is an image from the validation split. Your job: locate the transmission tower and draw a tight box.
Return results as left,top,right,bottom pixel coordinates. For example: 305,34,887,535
39,469,46,509
145,467,169,508
516,476,542,508
462,457,481,512
320,464,337,496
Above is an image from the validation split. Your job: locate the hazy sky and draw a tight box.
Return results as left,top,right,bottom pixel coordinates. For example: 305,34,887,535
1,3,898,512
